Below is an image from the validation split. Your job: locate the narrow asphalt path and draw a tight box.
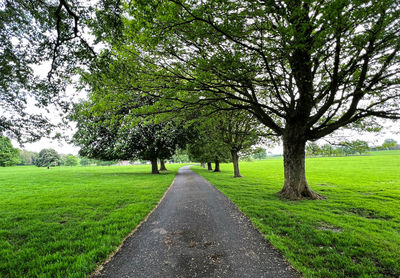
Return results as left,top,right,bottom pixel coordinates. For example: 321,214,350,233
94,166,300,278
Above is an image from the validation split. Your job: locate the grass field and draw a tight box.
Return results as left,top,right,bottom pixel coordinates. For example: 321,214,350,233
0,164,182,278
192,151,400,278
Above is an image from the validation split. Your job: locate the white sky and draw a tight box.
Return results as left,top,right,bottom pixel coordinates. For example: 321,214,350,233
18,137,80,155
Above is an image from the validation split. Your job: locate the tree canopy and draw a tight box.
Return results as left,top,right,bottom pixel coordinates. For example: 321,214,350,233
306,140,370,157
187,130,231,170
92,0,399,199
188,109,261,177
34,148,61,167
0,136,20,166
4,0,400,200
382,138,398,150
64,154,79,166
18,150,38,165
71,101,189,173
0,0,122,142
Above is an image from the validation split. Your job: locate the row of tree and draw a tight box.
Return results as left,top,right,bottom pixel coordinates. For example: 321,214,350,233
2,1,400,200
1,136,81,167
377,139,400,151
306,138,400,157
1,132,267,170
71,101,264,176
306,141,370,157
70,0,400,200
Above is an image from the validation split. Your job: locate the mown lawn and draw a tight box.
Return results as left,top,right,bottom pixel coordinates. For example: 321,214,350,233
192,152,400,278
0,164,182,278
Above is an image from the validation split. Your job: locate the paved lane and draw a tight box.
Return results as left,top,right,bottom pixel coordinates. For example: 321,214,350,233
94,166,300,278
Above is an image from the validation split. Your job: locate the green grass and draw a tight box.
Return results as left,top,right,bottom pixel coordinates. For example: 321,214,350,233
192,152,400,278
0,164,182,278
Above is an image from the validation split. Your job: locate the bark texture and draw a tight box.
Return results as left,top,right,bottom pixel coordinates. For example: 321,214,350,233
213,160,220,172
160,160,167,171
151,158,159,174
231,151,242,178
279,136,324,200
207,162,212,171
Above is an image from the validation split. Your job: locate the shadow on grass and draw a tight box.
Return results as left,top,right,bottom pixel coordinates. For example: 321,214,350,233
98,171,174,177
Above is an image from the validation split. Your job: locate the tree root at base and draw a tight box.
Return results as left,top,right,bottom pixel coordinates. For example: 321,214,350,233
278,187,325,200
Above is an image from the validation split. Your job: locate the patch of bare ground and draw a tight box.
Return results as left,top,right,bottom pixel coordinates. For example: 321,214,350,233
316,223,342,233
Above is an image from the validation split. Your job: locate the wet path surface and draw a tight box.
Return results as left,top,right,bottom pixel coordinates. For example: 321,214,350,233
94,166,300,278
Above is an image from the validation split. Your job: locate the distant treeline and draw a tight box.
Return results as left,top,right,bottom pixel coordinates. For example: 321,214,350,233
306,138,399,157
3,133,397,168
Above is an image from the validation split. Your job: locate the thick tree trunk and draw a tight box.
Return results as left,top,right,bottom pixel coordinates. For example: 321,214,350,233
214,159,220,172
151,158,159,174
207,162,212,171
159,159,167,171
279,136,324,200
231,151,242,178
200,162,205,168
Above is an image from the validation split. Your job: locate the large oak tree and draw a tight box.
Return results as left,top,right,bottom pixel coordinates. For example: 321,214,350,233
107,0,400,199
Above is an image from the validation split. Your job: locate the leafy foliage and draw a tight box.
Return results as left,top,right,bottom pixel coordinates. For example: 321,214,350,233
18,150,38,165
189,109,261,176
64,154,79,166
187,115,232,164
171,148,190,163
71,101,189,167
188,135,230,164
0,0,121,142
0,136,20,166
341,140,370,155
252,148,268,160
306,140,370,157
111,0,400,136
34,148,61,167
382,138,398,150
79,156,94,166
97,0,400,198
78,157,118,166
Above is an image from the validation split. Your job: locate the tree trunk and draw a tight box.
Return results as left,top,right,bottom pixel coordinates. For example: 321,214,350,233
279,136,324,200
200,162,205,168
207,162,212,171
231,151,242,178
151,158,159,174
159,159,167,171
214,159,220,172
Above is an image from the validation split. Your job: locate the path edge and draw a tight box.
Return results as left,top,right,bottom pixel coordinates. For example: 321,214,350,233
188,165,302,277
89,172,179,277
